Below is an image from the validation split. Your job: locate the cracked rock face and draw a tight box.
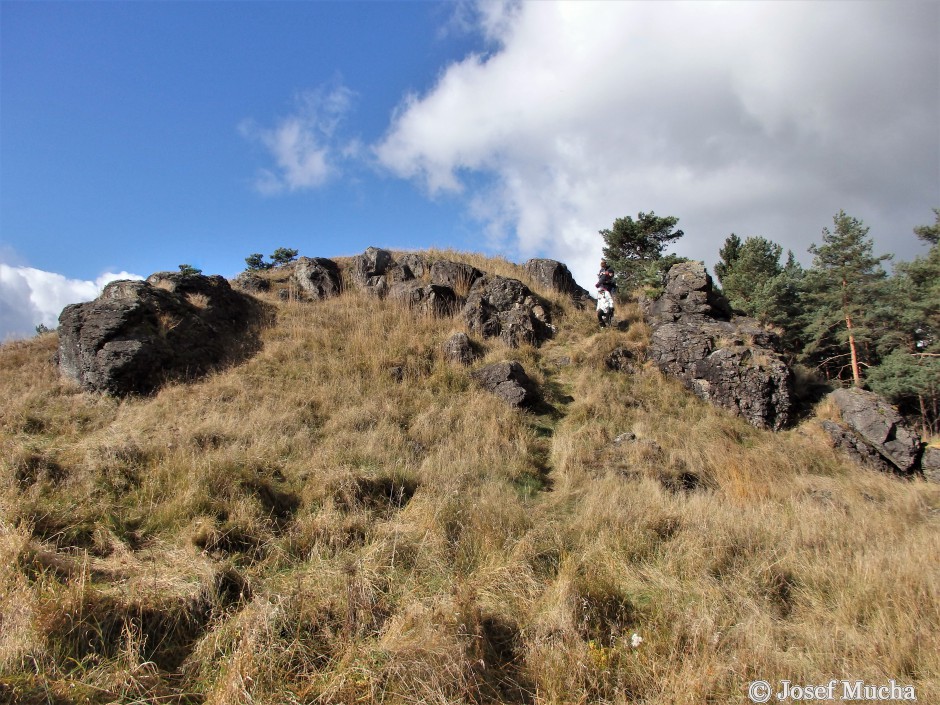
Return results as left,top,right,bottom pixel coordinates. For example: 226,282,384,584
471,361,539,408
522,258,592,306
461,275,554,348
292,257,341,300
824,387,923,475
388,281,459,317
644,262,794,430
57,272,265,396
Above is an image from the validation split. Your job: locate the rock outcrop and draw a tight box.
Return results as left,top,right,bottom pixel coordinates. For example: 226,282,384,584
522,258,592,306
823,387,924,475
472,361,539,408
232,272,270,293
57,272,265,396
644,262,794,430
442,332,477,366
350,247,394,297
462,275,554,348
292,257,341,300
388,281,459,317
430,260,483,291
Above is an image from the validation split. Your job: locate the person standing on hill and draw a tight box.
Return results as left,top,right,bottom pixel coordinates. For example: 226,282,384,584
596,286,614,328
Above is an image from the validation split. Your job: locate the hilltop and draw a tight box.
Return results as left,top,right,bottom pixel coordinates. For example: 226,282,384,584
1,249,938,704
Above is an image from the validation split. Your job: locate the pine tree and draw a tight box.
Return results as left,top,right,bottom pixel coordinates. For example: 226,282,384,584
801,211,891,385
245,253,272,271
718,237,783,314
868,211,940,433
713,235,805,357
913,207,940,245
271,248,299,267
714,233,742,284
600,212,684,294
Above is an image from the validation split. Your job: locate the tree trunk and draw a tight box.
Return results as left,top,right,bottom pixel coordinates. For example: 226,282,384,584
919,394,929,438
842,278,862,386
845,314,861,386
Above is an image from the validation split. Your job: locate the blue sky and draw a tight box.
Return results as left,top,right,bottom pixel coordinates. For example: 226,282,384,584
2,1,938,340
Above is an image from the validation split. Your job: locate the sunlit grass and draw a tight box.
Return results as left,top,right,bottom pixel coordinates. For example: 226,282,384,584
1,254,938,704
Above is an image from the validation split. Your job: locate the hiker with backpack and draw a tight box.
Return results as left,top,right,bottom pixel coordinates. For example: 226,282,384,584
597,259,616,295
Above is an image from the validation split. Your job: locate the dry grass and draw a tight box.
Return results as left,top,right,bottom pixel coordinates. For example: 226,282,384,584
1,253,939,704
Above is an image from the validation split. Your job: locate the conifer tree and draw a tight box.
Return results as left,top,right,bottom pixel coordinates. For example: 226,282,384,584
270,247,299,266
714,233,742,284
801,211,891,385
868,210,940,433
714,235,805,356
600,212,684,293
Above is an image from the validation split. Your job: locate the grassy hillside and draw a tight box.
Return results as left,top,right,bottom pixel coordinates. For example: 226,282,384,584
2,251,938,704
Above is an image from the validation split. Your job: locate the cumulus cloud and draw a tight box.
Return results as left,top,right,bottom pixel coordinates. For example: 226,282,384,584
241,83,358,195
376,1,940,288
0,265,143,342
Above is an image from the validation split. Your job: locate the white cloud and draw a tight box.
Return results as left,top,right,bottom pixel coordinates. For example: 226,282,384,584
242,84,358,195
376,1,940,288
0,265,143,342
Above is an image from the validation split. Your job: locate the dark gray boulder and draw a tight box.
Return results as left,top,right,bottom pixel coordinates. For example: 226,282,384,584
388,281,459,317
442,332,477,365
824,388,924,475
350,247,394,296
522,258,592,306
430,260,483,291
292,257,341,300
398,253,428,279
232,272,270,293
57,272,265,396
472,361,539,408
644,262,793,430
461,275,554,348
922,447,940,483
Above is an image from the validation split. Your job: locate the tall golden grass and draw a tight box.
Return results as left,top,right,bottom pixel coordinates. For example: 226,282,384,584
1,252,938,704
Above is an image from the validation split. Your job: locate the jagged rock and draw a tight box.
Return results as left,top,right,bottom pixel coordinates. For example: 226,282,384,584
385,263,416,284
522,258,592,305
922,447,940,483
462,275,553,348
824,388,923,475
821,420,896,474
442,332,477,365
430,260,483,291
645,262,732,322
388,281,459,317
644,262,794,430
472,361,539,408
398,253,428,278
57,272,265,396
350,247,394,296
292,257,341,300
232,272,270,293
